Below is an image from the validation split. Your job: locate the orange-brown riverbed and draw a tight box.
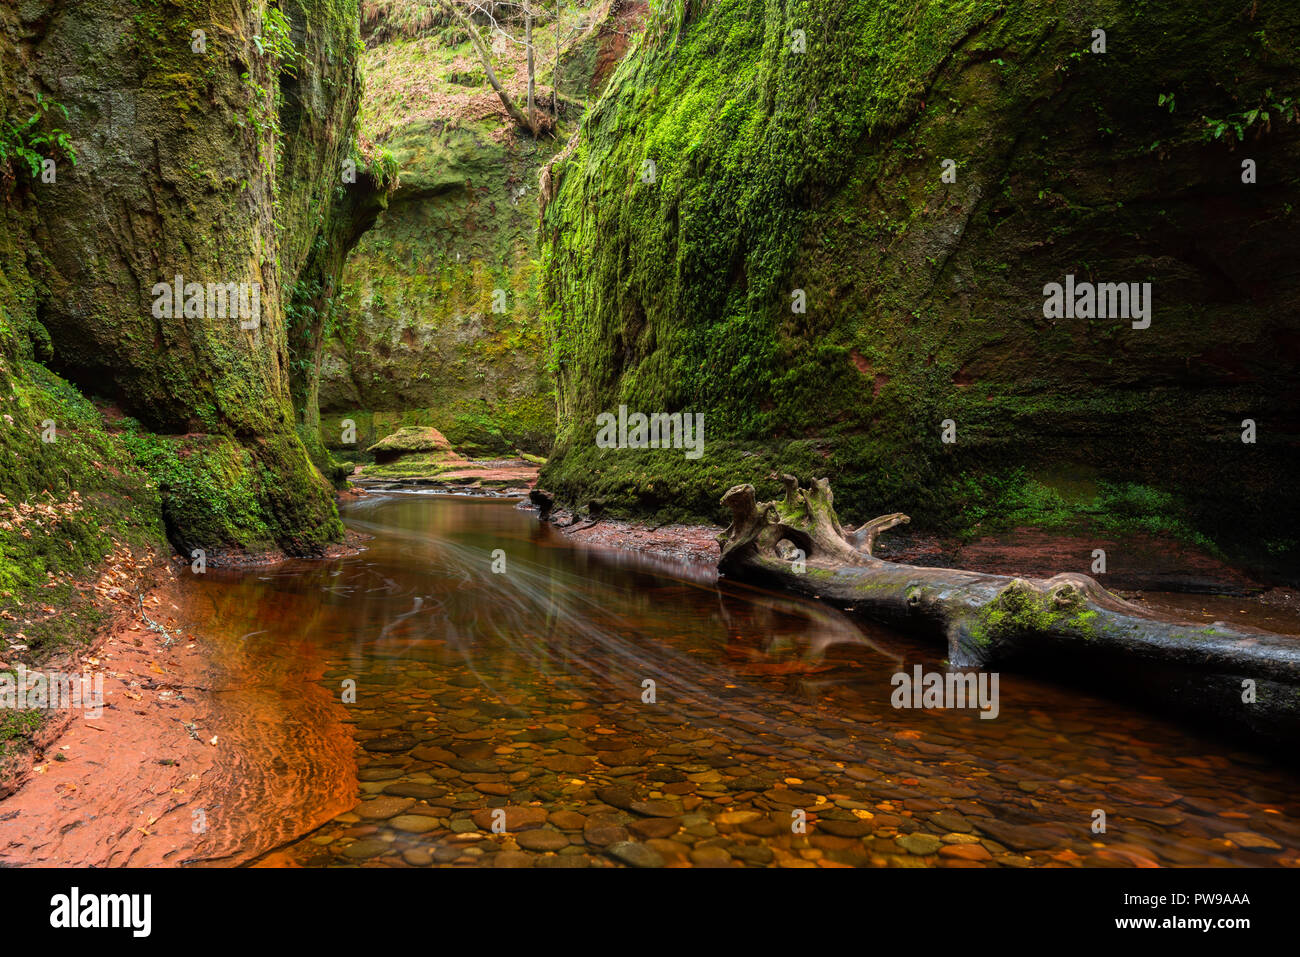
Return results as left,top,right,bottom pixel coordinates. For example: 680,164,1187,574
6,493,1299,867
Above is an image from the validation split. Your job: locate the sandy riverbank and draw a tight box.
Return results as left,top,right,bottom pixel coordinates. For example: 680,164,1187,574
0,565,358,867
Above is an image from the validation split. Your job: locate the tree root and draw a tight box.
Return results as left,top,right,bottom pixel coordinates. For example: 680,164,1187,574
718,476,1300,745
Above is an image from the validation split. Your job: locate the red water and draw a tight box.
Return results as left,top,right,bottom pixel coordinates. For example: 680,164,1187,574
169,494,1300,867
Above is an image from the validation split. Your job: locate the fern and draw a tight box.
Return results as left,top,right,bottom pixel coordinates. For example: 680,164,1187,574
0,91,77,180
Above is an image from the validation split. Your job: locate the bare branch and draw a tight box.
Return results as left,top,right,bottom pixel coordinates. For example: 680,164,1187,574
430,0,536,134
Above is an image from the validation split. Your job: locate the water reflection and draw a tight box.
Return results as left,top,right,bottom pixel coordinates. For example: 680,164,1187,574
174,493,1300,867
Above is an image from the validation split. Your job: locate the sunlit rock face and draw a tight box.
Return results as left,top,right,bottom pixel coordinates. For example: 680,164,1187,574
316,2,650,462
316,14,559,461
540,0,1300,567
0,0,378,557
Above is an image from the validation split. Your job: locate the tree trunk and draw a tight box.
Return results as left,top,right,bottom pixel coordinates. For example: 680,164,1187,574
553,0,561,116
435,0,535,134
717,476,1300,744
526,5,535,132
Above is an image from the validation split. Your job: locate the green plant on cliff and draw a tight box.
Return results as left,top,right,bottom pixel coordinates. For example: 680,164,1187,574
256,5,301,71
1201,89,1299,142
0,92,77,181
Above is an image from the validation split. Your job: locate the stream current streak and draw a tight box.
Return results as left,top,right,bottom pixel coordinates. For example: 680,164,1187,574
177,493,1299,868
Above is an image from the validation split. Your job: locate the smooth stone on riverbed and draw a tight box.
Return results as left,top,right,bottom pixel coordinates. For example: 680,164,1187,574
342,839,390,860
492,851,534,868
818,819,873,838
629,817,680,839
358,767,405,781
364,734,419,753
939,843,992,861
895,833,944,856
410,745,457,763
731,844,774,865
514,828,570,852
975,820,1062,851
595,786,636,810
717,810,763,826
357,796,416,820
1122,806,1185,827
1225,831,1283,851
583,823,631,847
688,845,734,867
549,810,587,830
630,799,680,818
470,806,549,831
542,755,595,773
390,815,441,833
929,810,974,833
382,783,448,799
606,841,665,868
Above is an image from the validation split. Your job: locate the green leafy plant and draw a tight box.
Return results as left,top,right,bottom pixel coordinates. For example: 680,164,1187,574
1202,90,1299,142
0,92,77,180
254,5,300,75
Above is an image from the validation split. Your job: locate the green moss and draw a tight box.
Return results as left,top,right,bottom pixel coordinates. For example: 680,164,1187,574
539,0,1300,565
0,708,44,761
1070,609,1100,639
941,468,1220,552
0,364,164,656
970,581,1062,648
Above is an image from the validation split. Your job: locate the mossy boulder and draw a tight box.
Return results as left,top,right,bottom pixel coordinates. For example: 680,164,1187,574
0,0,380,559
367,425,464,464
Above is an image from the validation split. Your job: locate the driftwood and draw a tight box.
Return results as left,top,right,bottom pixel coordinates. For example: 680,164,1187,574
718,476,1300,746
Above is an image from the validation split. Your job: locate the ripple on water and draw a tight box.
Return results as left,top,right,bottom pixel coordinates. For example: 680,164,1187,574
170,495,1300,869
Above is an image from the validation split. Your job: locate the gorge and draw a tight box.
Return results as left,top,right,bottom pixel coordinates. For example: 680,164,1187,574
0,0,1297,879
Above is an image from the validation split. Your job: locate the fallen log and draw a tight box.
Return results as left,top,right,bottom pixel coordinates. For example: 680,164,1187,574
717,476,1300,746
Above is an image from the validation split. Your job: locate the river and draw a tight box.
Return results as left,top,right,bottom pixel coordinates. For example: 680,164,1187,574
171,493,1299,867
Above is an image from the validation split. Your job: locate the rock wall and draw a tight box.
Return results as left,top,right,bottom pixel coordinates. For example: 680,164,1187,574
318,1,645,461
0,0,381,579
317,93,557,459
539,0,1300,570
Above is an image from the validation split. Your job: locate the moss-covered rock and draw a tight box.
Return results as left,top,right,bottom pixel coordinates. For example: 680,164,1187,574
367,424,463,463
540,0,1300,568
0,0,383,559
318,2,648,460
